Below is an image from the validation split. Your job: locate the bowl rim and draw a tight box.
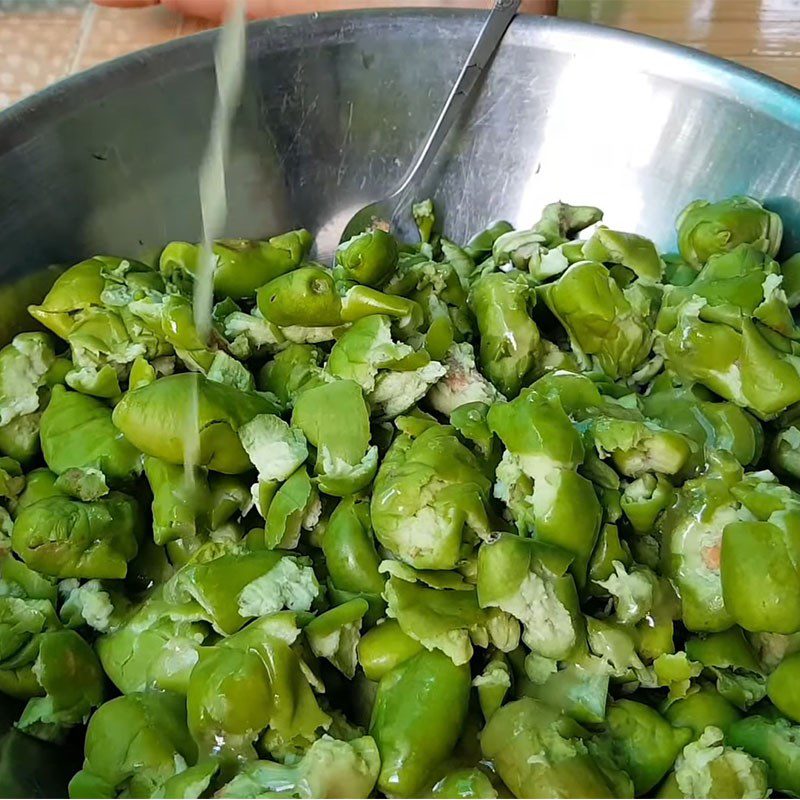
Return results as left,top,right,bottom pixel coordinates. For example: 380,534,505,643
2,8,800,150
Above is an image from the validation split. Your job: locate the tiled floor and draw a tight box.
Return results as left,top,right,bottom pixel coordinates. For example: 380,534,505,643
0,0,213,109
561,0,800,89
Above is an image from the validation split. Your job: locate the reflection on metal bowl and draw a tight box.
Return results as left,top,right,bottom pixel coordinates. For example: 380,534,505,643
0,11,799,282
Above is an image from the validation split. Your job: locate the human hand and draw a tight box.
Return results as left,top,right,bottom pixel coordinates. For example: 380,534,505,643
93,0,278,19
93,1,557,22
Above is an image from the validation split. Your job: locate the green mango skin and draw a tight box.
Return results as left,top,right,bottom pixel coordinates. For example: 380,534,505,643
186,647,274,762
481,698,618,799
370,424,491,570
257,267,343,327
291,380,375,496
322,497,384,597
727,715,800,796
676,196,782,267
12,493,142,579
69,691,197,799
665,687,742,739
768,652,800,722
370,649,471,797
0,412,41,466
468,270,541,399
112,373,279,474
722,519,800,633
357,620,423,683
40,386,141,483
602,700,692,794
160,231,312,300
335,230,399,288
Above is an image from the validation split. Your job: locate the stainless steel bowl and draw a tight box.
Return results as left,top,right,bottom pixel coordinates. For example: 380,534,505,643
1,10,800,281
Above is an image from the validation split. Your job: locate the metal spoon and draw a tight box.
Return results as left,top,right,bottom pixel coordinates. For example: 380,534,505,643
316,0,521,262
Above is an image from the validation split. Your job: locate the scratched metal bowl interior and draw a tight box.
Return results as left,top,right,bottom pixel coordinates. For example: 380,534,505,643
2,9,800,322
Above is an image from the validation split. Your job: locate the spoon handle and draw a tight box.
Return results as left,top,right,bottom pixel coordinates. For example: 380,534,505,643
392,0,521,200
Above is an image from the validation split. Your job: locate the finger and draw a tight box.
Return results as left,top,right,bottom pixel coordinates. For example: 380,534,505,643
93,0,161,7
160,0,232,18
160,0,559,22
161,0,286,20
